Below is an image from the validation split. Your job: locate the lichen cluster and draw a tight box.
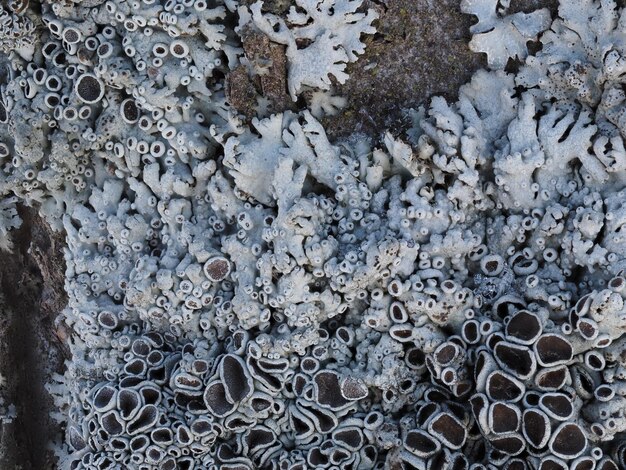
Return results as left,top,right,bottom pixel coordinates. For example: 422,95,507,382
3,0,626,469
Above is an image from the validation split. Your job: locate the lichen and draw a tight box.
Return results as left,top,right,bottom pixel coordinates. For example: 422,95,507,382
3,0,626,469
462,0,552,69
240,0,378,100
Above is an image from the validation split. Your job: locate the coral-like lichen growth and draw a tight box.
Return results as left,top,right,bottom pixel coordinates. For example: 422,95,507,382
5,0,626,469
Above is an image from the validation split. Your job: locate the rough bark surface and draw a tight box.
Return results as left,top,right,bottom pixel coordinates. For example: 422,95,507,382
0,207,67,469
322,0,559,138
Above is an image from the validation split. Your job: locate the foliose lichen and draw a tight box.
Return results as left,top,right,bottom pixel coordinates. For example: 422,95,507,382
3,0,626,469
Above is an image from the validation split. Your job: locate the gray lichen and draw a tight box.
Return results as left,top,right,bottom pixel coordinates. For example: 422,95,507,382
3,0,626,469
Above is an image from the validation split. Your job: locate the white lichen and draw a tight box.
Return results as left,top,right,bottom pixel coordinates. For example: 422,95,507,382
3,0,626,468
461,0,551,69
241,0,378,99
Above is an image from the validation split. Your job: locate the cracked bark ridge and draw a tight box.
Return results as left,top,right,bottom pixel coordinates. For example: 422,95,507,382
0,206,67,469
227,27,294,120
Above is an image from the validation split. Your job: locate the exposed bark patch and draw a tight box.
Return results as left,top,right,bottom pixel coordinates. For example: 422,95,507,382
323,0,485,138
0,206,67,469
227,27,294,120
323,0,559,139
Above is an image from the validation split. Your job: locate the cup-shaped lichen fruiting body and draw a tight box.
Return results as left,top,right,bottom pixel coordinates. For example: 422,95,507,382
485,371,526,403
522,407,551,450
219,354,253,404
534,334,574,367
538,392,575,421
92,384,117,413
493,341,537,380
505,310,543,345
548,422,588,460
489,432,525,456
203,256,231,282
488,401,521,435
534,365,570,391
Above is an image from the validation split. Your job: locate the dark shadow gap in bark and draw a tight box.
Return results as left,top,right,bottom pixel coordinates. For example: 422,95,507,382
0,205,67,469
